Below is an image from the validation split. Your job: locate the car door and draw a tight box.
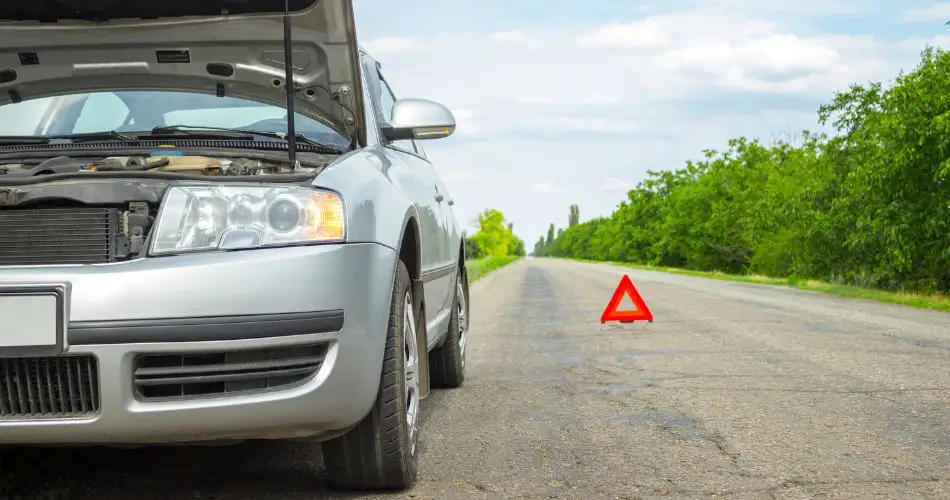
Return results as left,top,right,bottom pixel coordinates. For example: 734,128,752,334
364,59,455,333
411,137,458,270
422,139,461,270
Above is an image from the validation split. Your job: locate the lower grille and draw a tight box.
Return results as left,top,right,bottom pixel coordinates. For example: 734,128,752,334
0,356,100,419
0,207,117,266
133,344,328,400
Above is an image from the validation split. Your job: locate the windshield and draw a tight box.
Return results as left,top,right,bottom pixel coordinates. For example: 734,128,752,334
0,90,351,149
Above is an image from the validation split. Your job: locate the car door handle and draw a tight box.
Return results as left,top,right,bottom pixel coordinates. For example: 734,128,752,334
434,194,444,202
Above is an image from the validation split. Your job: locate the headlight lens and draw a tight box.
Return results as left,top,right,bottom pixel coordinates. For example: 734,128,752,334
150,185,345,255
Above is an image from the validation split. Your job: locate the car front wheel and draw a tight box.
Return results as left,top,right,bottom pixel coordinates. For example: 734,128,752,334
322,259,420,490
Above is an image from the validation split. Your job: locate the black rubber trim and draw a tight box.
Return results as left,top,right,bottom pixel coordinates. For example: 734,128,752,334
421,263,456,283
67,310,344,345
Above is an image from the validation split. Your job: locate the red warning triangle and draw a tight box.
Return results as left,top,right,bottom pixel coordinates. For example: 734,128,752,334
601,274,653,323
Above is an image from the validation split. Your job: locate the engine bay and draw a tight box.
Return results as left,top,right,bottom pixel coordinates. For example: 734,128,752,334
0,152,330,264
0,153,307,177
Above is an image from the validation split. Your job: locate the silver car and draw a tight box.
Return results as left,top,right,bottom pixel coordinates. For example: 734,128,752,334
0,0,469,491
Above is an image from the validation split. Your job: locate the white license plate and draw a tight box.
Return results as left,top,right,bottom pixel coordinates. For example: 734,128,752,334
0,285,66,357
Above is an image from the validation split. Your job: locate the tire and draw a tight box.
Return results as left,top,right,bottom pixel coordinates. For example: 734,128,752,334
322,259,421,490
429,263,468,389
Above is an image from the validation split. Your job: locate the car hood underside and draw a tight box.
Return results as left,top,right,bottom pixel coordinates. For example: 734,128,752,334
0,0,365,145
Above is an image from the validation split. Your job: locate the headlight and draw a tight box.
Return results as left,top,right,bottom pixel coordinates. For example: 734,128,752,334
150,185,345,255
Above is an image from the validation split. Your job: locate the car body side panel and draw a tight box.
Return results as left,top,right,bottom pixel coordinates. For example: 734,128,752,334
429,162,458,310
435,171,463,262
403,137,462,273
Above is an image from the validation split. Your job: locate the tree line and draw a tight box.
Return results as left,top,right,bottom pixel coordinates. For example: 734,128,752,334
534,46,950,294
463,208,526,259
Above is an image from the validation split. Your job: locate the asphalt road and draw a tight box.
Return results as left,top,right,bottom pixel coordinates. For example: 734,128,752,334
3,258,949,499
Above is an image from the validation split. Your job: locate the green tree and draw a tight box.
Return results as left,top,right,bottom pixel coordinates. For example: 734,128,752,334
506,223,526,256
470,209,510,257
462,231,481,260
533,236,546,256
468,208,526,258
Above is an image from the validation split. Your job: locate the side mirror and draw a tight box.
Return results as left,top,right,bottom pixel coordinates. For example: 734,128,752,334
381,98,456,141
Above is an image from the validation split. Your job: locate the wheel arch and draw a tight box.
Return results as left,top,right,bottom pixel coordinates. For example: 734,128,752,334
397,213,430,400
458,240,470,333
457,239,469,304
398,214,422,282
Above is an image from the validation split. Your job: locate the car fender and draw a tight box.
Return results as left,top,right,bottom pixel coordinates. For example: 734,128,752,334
310,148,431,399
310,148,419,252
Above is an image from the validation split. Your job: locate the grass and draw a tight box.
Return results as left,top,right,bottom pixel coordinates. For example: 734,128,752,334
563,257,950,313
465,255,523,282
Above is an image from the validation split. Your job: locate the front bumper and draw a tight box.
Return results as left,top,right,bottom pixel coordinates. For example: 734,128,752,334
0,242,398,444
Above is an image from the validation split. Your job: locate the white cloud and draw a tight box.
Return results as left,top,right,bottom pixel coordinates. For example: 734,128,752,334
515,96,557,104
901,3,950,22
897,34,950,51
439,168,476,185
361,36,423,56
529,182,559,194
575,8,882,96
578,8,778,49
489,30,539,48
601,177,638,192
577,21,672,48
555,117,643,134
702,0,864,16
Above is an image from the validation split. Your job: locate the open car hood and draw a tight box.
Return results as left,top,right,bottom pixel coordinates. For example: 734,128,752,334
0,0,366,146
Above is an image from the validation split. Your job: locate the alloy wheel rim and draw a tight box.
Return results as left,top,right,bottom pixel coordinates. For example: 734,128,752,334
403,292,420,456
456,276,467,367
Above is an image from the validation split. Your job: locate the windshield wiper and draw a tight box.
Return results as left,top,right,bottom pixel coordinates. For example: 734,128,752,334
47,130,138,142
0,136,51,145
0,131,137,145
151,124,282,140
149,125,344,154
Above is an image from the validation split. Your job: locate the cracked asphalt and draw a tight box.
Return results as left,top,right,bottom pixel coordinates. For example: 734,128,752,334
3,257,949,499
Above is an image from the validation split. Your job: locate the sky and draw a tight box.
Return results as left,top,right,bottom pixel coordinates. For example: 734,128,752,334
352,0,950,248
